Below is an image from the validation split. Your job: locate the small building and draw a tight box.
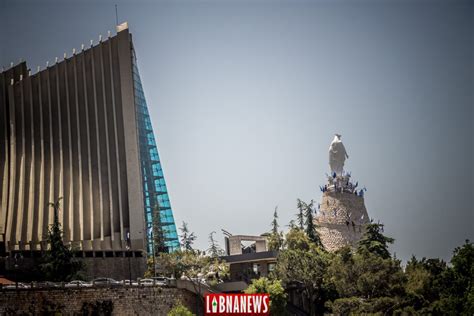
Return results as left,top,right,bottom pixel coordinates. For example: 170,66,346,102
221,234,278,284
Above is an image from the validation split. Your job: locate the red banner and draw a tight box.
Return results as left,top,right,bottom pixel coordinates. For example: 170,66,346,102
205,294,270,315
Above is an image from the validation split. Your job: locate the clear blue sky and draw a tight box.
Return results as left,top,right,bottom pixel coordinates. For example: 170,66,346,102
2,0,473,261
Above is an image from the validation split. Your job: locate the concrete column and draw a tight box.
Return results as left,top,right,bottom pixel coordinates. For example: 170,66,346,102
54,64,64,235
46,70,55,231
80,51,95,246
72,55,84,244
90,45,105,246
99,41,114,249
14,81,26,247
0,73,9,237
64,60,74,242
108,38,125,249
25,79,35,246
6,84,17,249
117,29,145,250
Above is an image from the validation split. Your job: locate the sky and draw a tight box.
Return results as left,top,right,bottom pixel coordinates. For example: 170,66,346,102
1,0,473,262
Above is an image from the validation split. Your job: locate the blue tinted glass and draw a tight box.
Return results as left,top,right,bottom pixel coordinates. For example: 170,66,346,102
132,49,180,253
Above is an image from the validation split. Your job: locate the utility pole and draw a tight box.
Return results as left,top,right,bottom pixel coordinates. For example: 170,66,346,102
126,231,132,284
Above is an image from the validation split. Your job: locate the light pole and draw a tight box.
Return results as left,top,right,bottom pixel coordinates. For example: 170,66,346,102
126,231,132,284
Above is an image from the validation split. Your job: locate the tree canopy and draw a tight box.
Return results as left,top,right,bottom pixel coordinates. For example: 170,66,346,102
357,222,394,259
179,221,197,251
268,207,283,251
244,277,287,316
40,198,84,281
207,231,224,258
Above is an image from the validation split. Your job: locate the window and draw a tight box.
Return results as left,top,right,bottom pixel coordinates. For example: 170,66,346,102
268,263,276,273
253,263,260,275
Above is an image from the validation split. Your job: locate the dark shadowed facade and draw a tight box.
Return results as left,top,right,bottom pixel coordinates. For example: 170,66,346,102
0,23,179,278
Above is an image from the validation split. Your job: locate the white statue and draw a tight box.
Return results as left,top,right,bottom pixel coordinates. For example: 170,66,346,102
329,134,348,176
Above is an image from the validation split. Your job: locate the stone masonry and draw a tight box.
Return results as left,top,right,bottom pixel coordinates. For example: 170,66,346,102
315,182,370,252
0,287,197,315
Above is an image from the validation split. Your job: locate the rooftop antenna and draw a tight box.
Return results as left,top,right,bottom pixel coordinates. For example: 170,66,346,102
115,4,119,26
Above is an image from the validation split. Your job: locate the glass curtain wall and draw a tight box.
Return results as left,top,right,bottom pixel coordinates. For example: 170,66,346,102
132,49,180,253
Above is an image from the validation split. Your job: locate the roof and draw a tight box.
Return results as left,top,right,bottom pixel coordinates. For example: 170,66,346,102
0,277,15,285
222,250,278,264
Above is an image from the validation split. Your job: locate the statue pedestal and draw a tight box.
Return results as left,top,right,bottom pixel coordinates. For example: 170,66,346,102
315,190,370,252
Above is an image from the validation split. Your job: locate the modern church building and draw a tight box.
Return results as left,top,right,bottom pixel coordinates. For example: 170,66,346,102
0,23,179,276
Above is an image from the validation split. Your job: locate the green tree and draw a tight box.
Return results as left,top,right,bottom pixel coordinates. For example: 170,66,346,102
357,222,394,259
168,301,195,316
326,225,407,314
40,198,84,281
404,256,448,311
271,206,279,234
426,240,474,315
152,205,167,254
326,247,406,314
179,222,196,251
303,200,322,247
207,231,224,258
152,249,228,283
296,199,305,230
275,227,332,315
245,277,287,316
329,247,406,299
268,207,283,251
448,240,474,314
283,227,310,251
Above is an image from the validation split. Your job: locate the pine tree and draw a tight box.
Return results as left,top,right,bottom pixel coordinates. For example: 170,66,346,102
357,221,394,259
296,199,305,230
40,198,83,281
207,231,224,257
268,207,283,251
271,206,279,234
179,221,196,251
304,200,322,247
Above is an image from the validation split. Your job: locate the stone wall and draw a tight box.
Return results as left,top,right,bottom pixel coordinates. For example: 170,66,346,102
315,191,370,251
81,256,147,280
0,287,197,315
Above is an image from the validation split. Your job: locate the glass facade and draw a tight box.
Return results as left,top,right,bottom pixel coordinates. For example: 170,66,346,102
132,50,180,253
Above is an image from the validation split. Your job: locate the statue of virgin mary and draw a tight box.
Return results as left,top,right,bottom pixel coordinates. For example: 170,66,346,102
329,134,348,176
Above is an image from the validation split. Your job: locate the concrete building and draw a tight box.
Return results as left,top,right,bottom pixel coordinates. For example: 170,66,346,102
222,234,277,284
0,23,179,277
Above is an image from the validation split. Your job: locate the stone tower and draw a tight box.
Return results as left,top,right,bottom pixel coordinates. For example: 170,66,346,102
315,135,370,252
